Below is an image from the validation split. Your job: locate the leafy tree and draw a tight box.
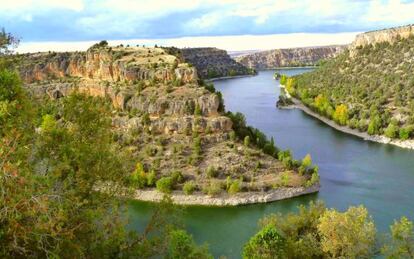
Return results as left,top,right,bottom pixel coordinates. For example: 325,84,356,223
156,177,174,194
166,230,213,259
382,217,414,258
318,206,376,258
385,122,399,139
243,225,286,259
333,104,349,125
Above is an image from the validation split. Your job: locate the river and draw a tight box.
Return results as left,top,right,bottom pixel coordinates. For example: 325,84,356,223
128,68,414,258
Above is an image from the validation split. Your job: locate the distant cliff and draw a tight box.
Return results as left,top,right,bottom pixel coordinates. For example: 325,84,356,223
349,24,414,56
178,47,255,79
235,46,346,70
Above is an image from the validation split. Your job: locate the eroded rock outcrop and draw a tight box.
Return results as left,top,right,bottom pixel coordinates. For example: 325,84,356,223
235,46,346,69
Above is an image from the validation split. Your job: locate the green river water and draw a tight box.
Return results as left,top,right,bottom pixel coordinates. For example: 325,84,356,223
128,69,414,258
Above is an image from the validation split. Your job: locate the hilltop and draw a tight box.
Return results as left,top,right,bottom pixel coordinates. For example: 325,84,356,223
12,42,319,205
281,24,414,148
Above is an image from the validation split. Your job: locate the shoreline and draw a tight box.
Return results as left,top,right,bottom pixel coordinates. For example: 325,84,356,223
132,184,319,206
281,94,414,150
205,74,256,82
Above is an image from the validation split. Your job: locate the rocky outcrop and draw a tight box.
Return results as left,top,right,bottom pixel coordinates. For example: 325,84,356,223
17,47,197,84
235,46,346,69
351,24,414,48
180,47,255,79
349,24,414,56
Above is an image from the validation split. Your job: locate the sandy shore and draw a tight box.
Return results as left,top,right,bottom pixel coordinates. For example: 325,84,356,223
282,96,414,150
133,184,319,206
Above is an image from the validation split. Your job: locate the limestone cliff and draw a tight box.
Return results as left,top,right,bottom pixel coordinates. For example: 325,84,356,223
235,46,346,70
349,24,414,56
351,24,414,48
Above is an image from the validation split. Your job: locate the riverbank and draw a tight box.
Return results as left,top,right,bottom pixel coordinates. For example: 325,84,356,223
280,95,414,150
205,74,256,82
133,184,319,206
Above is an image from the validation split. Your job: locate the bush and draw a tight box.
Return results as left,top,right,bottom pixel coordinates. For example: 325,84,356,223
206,166,218,178
171,170,184,184
183,181,196,195
228,180,241,195
243,225,286,259
147,169,156,187
202,181,222,196
156,177,174,194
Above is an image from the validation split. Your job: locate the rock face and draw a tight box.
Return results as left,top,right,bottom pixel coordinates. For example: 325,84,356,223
349,24,414,56
235,46,346,70
180,47,255,79
351,24,414,48
18,47,197,84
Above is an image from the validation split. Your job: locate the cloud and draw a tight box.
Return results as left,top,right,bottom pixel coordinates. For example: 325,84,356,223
1,0,414,42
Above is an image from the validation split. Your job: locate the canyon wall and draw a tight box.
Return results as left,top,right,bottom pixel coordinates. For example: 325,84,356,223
235,45,346,70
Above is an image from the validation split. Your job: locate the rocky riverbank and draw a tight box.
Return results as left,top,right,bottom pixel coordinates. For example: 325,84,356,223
279,92,414,150
133,184,320,206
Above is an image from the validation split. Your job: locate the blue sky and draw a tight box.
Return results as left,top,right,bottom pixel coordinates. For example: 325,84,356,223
2,0,414,41
2,0,414,51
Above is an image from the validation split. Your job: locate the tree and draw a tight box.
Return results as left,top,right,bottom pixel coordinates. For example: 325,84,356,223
166,230,213,259
367,115,382,135
385,122,399,139
318,206,376,258
382,217,414,258
0,28,19,55
333,104,349,125
243,225,286,259
156,177,174,194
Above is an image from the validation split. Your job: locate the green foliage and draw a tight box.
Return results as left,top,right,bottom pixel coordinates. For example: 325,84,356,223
280,74,287,85
385,122,399,139
202,181,222,196
399,127,412,140
227,180,241,195
318,206,376,258
382,217,414,258
183,181,196,195
244,135,250,147
171,170,184,184
206,165,218,178
243,225,286,259
292,36,414,140
166,230,213,259
130,162,148,188
156,177,174,194
194,103,202,116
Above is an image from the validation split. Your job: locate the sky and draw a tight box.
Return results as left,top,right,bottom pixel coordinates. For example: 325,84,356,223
1,0,414,52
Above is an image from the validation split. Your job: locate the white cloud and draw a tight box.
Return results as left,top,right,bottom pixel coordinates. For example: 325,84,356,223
365,0,414,24
16,32,359,53
0,0,84,12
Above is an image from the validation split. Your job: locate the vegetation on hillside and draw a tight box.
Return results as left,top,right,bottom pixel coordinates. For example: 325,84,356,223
243,201,414,259
285,35,414,140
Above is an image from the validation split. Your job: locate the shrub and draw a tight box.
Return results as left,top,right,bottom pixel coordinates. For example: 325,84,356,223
206,166,218,178
147,169,157,187
244,136,250,147
183,181,196,195
228,180,241,195
202,181,222,196
243,225,286,259
156,177,174,194
171,170,184,184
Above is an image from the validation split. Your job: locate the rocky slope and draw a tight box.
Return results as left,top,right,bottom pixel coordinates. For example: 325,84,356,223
174,47,256,79
235,45,346,70
285,24,414,146
15,43,318,204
